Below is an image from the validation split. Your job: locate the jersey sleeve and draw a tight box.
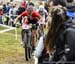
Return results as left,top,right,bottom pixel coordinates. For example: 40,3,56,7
20,11,28,17
32,11,41,18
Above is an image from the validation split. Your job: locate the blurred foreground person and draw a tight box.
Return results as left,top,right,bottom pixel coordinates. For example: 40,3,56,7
34,4,75,64
46,0,66,30
34,5,67,64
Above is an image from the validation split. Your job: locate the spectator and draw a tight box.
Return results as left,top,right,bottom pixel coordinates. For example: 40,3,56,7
66,0,75,11
17,4,26,15
0,5,3,24
44,2,48,12
17,4,26,24
13,4,18,15
27,0,31,6
34,0,67,64
6,2,10,13
34,6,67,64
49,0,66,9
3,4,6,14
21,0,27,9
48,0,66,29
0,5,3,15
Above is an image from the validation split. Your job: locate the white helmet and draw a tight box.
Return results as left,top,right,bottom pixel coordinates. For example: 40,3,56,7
39,5,44,12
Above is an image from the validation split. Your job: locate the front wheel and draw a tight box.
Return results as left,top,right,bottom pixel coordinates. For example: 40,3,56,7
24,31,32,61
24,33,29,61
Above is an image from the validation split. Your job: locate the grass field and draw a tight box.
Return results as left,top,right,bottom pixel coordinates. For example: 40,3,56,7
0,26,8,30
0,27,34,64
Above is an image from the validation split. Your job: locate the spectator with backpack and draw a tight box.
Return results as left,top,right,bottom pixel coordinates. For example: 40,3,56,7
34,6,67,64
34,0,69,64
34,0,75,64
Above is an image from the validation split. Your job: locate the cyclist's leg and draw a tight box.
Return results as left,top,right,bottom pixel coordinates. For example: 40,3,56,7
35,29,38,46
31,29,35,46
31,23,39,51
42,24,45,35
32,29,38,47
31,29,35,51
41,24,44,35
38,24,44,38
36,29,39,42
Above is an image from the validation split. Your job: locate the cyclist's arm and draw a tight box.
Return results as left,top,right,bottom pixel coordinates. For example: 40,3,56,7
32,11,42,21
37,14,43,22
14,11,27,24
14,15,21,24
35,16,42,21
37,16,43,22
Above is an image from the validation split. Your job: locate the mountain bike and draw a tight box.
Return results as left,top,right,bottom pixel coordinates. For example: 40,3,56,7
23,29,32,61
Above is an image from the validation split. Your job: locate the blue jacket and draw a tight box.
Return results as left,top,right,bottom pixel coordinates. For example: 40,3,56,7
66,5,75,18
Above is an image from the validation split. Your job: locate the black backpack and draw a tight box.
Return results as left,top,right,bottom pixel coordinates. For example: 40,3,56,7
63,27,75,61
53,27,75,63
38,27,75,64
